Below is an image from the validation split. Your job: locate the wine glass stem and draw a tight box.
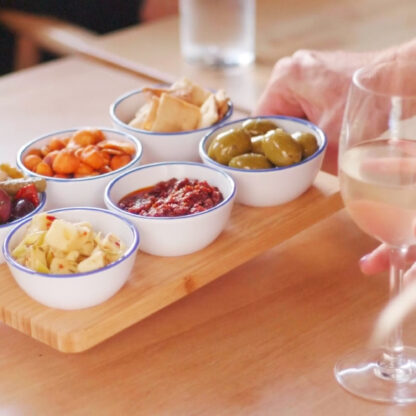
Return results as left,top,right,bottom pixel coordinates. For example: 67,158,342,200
376,246,408,379
389,246,406,350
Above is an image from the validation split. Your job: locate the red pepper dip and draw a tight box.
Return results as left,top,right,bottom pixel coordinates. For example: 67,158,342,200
118,178,224,217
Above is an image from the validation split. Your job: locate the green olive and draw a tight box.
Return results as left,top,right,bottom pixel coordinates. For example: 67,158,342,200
263,129,302,167
207,128,252,165
229,153,274,170
292,132,319,158
250,134,265,155
242,118,279,137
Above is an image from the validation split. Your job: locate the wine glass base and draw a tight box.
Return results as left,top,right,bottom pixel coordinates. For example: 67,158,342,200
335,347,416,404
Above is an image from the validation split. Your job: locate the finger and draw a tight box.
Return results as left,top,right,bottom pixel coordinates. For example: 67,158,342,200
253,58,305,118
360,245,416,275
253,85,305,117
359,244,390,275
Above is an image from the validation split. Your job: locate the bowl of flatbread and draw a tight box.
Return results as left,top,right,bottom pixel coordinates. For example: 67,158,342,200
109,78,233,164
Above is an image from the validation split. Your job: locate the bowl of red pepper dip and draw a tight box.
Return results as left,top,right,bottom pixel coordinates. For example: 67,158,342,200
105,162,236,256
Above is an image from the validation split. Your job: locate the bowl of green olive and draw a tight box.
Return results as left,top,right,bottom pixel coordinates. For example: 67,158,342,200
199,116,327,207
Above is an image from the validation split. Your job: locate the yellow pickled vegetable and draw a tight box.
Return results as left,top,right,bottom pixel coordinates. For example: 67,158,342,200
0,163,24,179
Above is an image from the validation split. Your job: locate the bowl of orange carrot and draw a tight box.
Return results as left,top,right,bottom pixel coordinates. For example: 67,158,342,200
17,128,142,209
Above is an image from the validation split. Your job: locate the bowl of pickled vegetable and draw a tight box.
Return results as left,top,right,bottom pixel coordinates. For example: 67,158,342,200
0,164,47,264
3,208,139,309
199,116,327,207
16,128,142,209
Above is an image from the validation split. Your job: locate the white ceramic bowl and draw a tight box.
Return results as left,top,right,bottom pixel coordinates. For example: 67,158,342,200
3,207,139,310
0,191,47,264
199,116,327,207
16,128,143,209
109,88,233,164
105,162,236,256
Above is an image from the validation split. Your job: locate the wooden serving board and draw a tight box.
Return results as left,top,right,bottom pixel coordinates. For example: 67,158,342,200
0,172,342,353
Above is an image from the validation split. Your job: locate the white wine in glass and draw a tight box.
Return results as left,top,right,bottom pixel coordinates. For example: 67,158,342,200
336,60,416,403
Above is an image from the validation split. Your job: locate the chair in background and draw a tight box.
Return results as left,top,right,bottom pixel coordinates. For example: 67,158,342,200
0,9,98,71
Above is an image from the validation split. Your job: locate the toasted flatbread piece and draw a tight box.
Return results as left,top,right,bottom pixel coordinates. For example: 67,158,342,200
215,89,229,119
143,96,159,130
142,87,171,97
142,80,210,107
129,101,151,129
129,78,229,131
198,94,219,129
170,77,211,107
129,97,159,130
151,93,201,132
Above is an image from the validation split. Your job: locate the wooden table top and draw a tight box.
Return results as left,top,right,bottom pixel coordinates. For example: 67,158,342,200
94,0,416,112
2,0,416,413
0,56,340,353
2,204,416,415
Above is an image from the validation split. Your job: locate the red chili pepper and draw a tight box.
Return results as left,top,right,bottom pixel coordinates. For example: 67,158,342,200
15,184,39,206
46,215,57,229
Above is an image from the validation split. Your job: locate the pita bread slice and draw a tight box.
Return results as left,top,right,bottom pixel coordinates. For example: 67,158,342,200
142,87,171,97
214,89,229,120
129,101,151,129
151,93,201,132
170,77,211,107
198,94,219,128
129,96,160,130
142,96,159,130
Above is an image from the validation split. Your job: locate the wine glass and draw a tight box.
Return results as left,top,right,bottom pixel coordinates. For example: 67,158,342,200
335,59,416,403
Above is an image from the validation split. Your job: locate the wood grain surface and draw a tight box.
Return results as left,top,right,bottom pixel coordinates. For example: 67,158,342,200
0,172,340,352
2,210,416,415
94,0,416,113
1,0,416,412
0,55,342,354
0,58,149,164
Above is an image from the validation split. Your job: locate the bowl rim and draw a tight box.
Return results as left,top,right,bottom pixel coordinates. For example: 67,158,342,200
199,115,328,173
0,191,47,230
2,207,140,279
109,88,234,136
16,127,143,183
104,161,236,221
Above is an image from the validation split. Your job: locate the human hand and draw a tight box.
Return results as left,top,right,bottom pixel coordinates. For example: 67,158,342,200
256,41,416,343
253,49,383,174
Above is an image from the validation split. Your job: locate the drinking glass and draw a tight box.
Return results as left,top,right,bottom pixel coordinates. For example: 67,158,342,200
336,60,416,403
179,0,255,67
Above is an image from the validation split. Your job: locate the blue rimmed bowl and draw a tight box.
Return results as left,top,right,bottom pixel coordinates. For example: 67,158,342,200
199,116,327,207
3,207,139,310
109,88,233,164
0,191,47,264
104,162,236,256
16,128,143,209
